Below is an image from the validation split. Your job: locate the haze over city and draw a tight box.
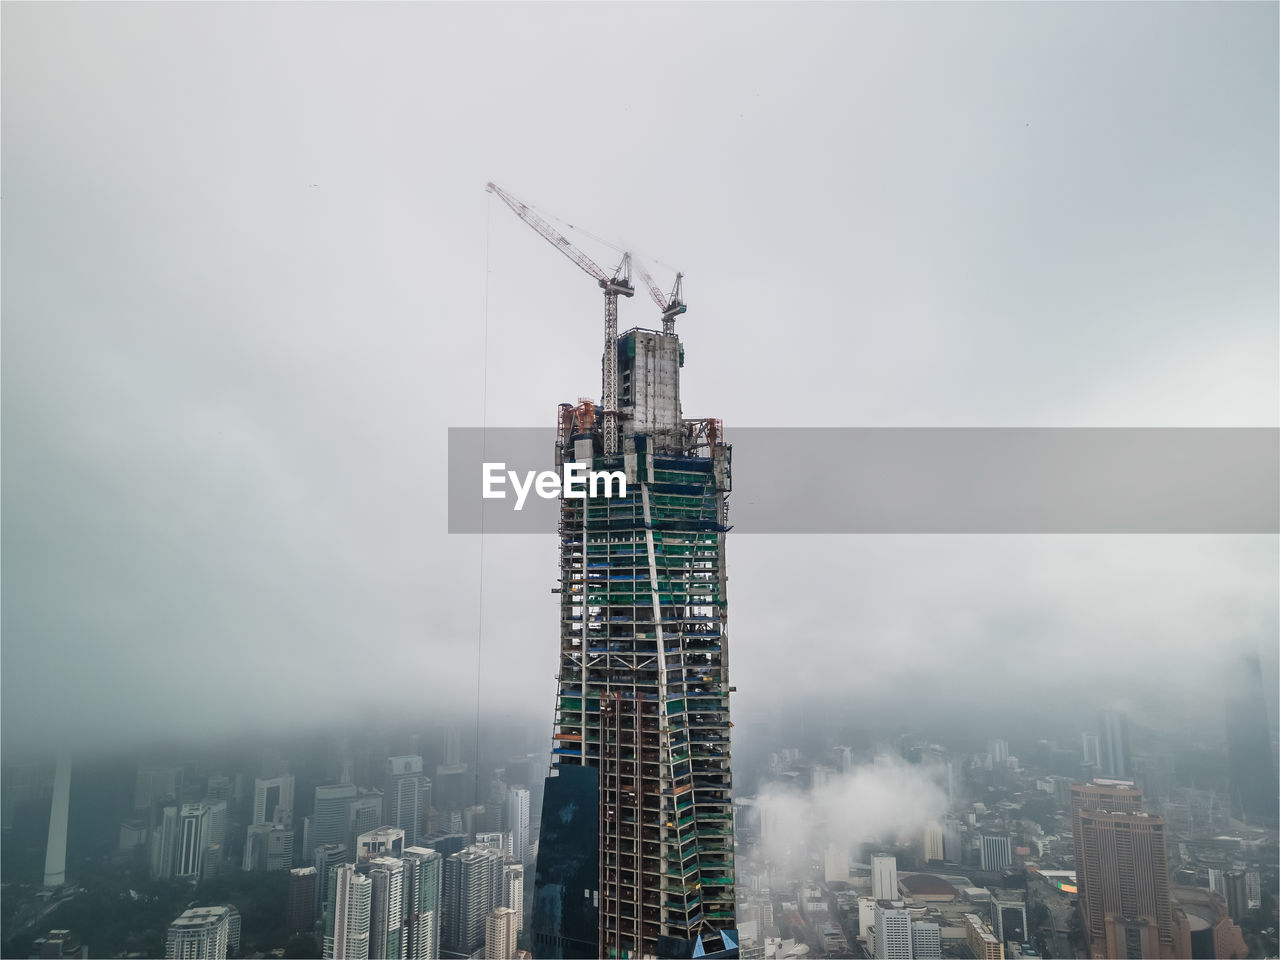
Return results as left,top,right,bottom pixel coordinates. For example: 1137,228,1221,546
2,3,1276,960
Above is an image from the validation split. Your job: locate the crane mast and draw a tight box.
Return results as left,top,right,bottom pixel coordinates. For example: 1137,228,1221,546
485,182,634,455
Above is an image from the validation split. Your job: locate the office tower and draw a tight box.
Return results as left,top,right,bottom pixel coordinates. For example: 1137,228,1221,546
177,803,212,880
531,321,735,960
485,907,518,960
254,774,295,826
151,805,180,880
444,726,463,768
324,863,373,960
244,822,294,871
119,818,148,852
1081,733,1101,769
825,843,850,883
992,894,1027,943
942,818,963,863
964,914,1004,960
872,855,898,900
922,821,944,862
136,764,183,811
873,901,912,959
289,867,318,936
356,826,405,861
1076,808,1176,957
314,844,348,918
988,740,1009,766
434,726,470,818
206,775,232,804
503,863,524,932
43,753,71,888
980,835,1012,872
442,845,504,956
384,756,425,847
403,847,443,960
166,905,232,959
202,843,224,882
463,804,488,839
367,856,407,960
505,787,530,865
314,784,359,853
1098,710,1131,779
1223,870,1250,921
1225,653,1279,826
205,799,227,849
911,920,941,959
348,793,383,854
1208,867,1226,898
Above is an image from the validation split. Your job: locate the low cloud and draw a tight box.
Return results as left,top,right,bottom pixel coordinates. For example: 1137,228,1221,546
753,756,949,867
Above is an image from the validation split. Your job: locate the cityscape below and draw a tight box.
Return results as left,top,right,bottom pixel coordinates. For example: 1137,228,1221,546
1,692,1277,959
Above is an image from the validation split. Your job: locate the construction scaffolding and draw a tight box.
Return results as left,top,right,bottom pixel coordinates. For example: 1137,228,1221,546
548,328,736,959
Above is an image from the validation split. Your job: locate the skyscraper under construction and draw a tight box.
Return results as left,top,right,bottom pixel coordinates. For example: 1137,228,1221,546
531,324,738,959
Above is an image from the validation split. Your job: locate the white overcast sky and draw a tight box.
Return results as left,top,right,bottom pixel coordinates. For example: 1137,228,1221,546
3,2,1276,754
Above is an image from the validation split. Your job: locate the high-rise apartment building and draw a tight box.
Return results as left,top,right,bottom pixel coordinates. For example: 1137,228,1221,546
366,856,406,960
1076,808,1176,958
485,907,519,960
964,913,1004,960
1069,779,1144,897
166,905,232,960
532,322,736,959
314,843,348,918
872,855,898,900
911,920,942,959
443,845,505,957
324,863,373,960
403,846,442,960
505,787,530,865
503,862,524,932
384,757,425,847
873,901,912,959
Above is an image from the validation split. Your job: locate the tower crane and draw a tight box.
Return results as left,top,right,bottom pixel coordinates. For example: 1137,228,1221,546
635,261,686,337
485,182,634,456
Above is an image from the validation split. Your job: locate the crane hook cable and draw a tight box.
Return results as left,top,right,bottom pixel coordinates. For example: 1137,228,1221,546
473,191,492,807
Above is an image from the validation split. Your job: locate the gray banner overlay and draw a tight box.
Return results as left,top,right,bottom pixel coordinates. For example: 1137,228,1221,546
448,428,1279,534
